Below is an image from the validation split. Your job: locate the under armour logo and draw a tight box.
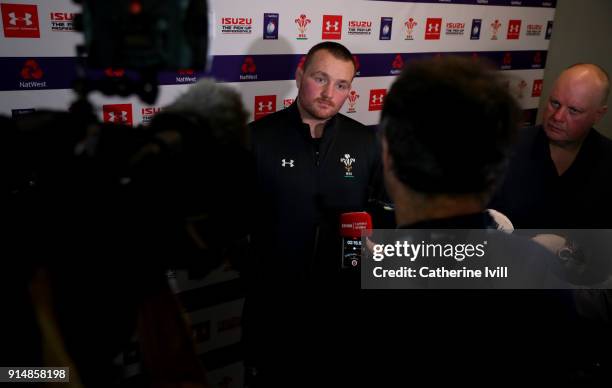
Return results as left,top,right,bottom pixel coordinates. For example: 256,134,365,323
509,25,519,33
258,101,273,112
427,23,439,33
371,94,384,104
8,11,32,26
326,20,339,31
108,111,129,123
281,159,295,167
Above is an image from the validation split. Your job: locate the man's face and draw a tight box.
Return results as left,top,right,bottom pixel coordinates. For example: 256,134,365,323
295,49,355,122
543,68,608,144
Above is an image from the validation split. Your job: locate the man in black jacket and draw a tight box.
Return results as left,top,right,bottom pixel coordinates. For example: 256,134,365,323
490,63,611,229
369,56,592,385
488,63,612,384
243,42,384,386
248,41,382,283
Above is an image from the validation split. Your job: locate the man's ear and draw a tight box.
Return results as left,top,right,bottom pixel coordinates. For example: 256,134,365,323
595,104,608,123
295,66,304,89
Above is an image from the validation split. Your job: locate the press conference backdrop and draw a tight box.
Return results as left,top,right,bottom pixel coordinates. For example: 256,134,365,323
0,0,557,386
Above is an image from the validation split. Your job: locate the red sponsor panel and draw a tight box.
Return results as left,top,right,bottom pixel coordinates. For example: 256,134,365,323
532,80,543,97
2,3,40,38
368,89,386,111
103,104,133,126
424,18,442,40
322,15,342,40
254,95,276,120
507,19,521,40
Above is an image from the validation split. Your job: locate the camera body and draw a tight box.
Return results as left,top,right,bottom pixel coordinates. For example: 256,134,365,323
81,0,208,72
74,0,208,103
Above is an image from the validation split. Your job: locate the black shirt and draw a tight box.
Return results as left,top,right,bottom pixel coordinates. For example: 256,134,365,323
490,125,612,229
248,102,382,282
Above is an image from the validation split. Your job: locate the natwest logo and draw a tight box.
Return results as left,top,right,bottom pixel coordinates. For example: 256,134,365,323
368,89,386,111
390,54,404,75
2,3,40,38
176,69,197,83
507,20,521,40
254,95,276,120
240,56,257,81
19,59,46,89
141,107,161,123
533,51,543,68
21,59,42,79
50,11,76,32
532,80,543,97
346,90,359,114
322,15,342,40
404,18,417,40
103,104,133,126
347,20,372,36
424,18,442,40
221,17,252,35
295,14,311,40
501,52,512,69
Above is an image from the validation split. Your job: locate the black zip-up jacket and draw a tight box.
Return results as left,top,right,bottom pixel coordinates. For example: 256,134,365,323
248,102,382,283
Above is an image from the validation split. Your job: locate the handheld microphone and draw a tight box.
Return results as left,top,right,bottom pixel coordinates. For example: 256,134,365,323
340,212,373,269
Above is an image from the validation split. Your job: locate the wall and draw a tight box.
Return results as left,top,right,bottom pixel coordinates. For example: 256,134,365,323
1,0,557,128
538,0,612,136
